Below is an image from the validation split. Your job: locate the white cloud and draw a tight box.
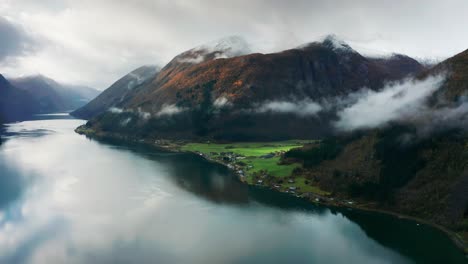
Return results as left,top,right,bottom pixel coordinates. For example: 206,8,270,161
156,104,185,117
108,107,123,114
120,117,132,126
137,108,151,120
213,97,231,108
334,75,446,131
1,0,468,88
176,36,251,64
257,99,322,116
176,54,206,64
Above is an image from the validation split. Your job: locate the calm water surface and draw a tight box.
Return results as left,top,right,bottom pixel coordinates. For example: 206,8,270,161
0,115,466,264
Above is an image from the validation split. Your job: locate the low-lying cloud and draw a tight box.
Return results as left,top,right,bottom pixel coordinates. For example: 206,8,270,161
213,97,232,108
107,106,151,120
177,54,206,64
156,104,186,117
137,108,151,120
108,107,124,114
408,95,468,136
256,99,323,116
334,75,446,131
120,117,132,126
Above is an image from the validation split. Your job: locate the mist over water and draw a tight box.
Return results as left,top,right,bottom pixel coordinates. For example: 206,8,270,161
0,116,465,264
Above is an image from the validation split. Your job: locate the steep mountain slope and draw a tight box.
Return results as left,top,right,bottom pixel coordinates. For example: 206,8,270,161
150,36,251,92
82,36,424,140
0,74,38,122
11,75,99,113
71,65,159,119
129,35,422,111
424,48,468,101
284,48,468,239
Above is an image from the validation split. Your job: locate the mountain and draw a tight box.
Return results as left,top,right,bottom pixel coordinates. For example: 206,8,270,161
129,35,422,111
0,74,39,122
75,36,468,244
283,48,468,240
422,48,468,101
11,75,99,113
71,65,160,119
80,35,424,140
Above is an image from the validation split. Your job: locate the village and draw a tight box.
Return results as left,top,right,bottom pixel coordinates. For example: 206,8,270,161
151,139,358,208
185,142,341,204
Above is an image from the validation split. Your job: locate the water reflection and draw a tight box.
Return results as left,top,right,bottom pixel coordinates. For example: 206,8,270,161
0,116,465,264
0,159,26,209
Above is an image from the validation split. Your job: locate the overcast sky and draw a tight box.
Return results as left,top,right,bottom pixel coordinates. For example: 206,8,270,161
1,0,468,89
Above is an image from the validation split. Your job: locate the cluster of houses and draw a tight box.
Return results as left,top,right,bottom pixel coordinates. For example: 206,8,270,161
196,151,249,179
191,148,306,197
190,145,354,208
253,173,302,195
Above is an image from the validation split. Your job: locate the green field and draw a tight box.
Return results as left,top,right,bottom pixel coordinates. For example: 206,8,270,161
243,157,299,178
282,177,331,196
181,141,309,179
180,141,328,196
181,141,308,156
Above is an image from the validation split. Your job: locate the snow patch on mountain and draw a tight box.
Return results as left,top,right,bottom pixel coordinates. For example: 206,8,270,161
297,34,358,54
177,36,251,64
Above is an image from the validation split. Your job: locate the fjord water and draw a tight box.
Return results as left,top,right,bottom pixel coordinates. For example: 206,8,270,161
0,116,465,264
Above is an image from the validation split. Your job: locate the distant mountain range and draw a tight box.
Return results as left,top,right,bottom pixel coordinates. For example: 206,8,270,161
0,74,39,122
72,35,424,140
0,74,99,122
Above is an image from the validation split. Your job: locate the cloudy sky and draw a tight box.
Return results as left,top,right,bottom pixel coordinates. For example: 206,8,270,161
1,0,468,89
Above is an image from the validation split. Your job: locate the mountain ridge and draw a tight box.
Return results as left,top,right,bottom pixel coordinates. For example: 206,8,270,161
78,36,424,140
0,74,99,122
71,65,160,119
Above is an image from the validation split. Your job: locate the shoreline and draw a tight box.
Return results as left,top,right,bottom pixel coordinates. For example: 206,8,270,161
75,126,468,256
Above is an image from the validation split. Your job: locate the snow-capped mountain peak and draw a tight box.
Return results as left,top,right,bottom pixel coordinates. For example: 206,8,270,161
198,35,251,58
297,34,358,54
321,34,355,52
177,36,251,64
